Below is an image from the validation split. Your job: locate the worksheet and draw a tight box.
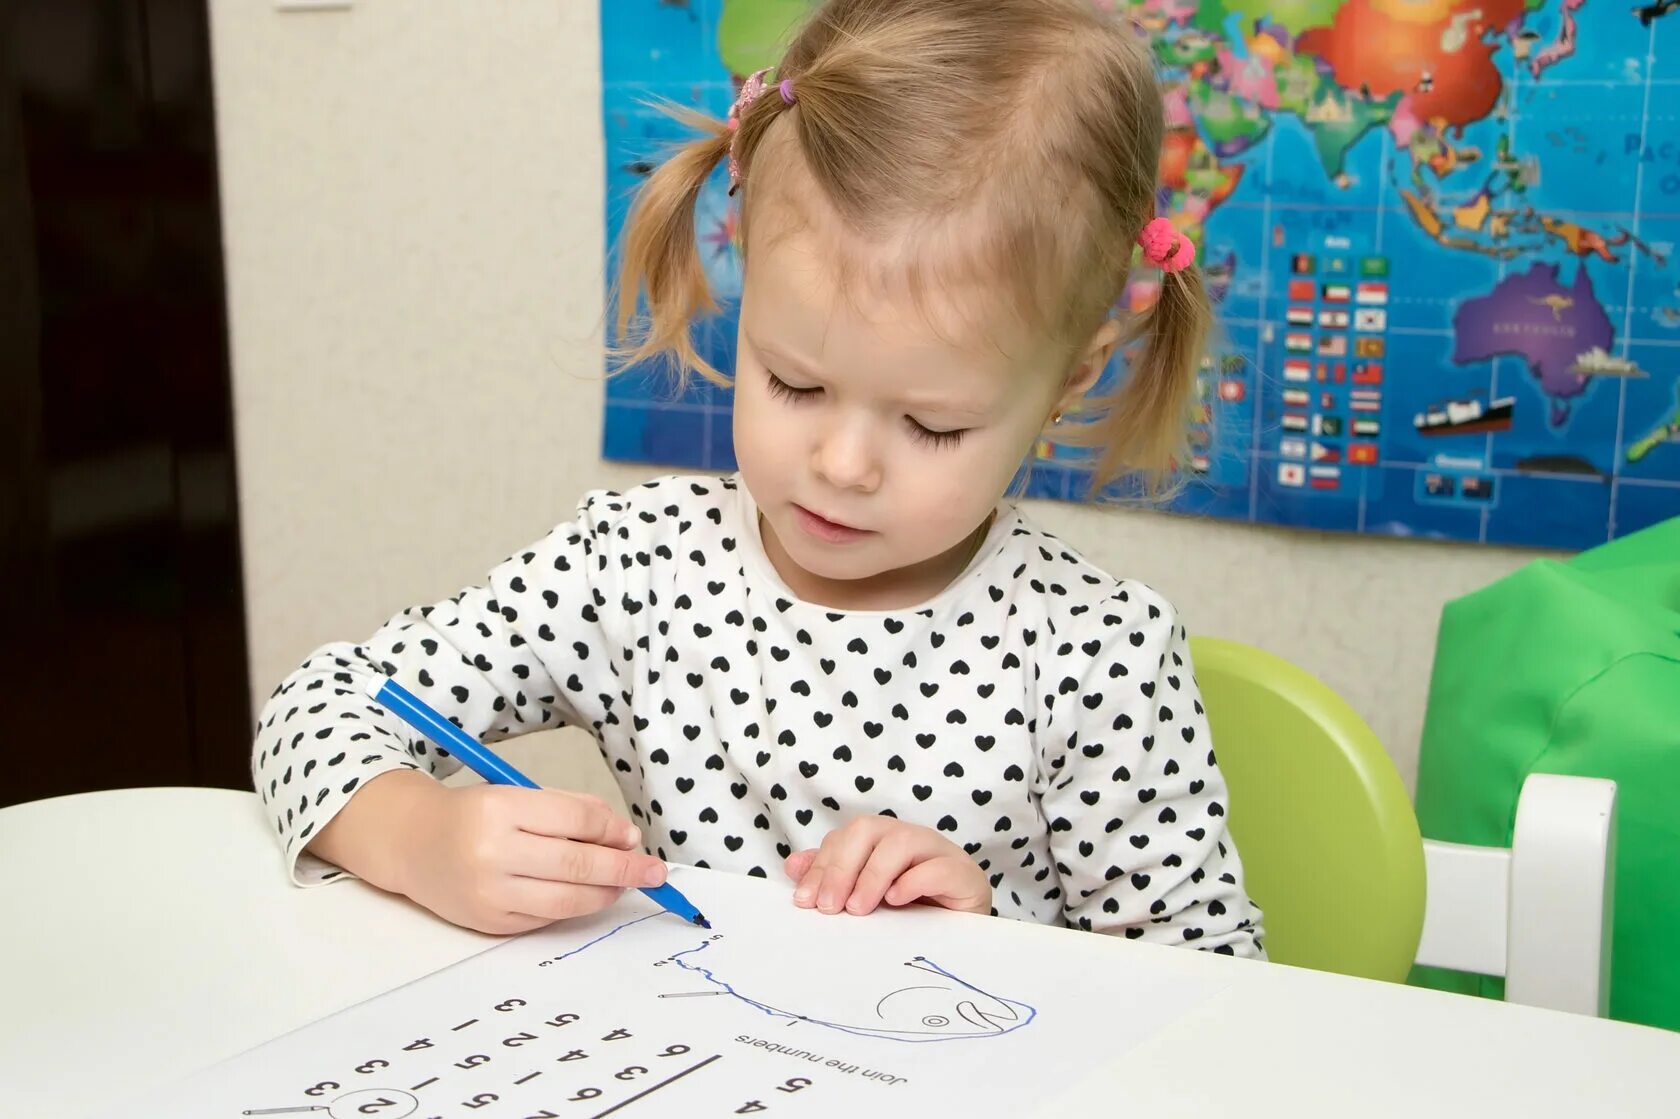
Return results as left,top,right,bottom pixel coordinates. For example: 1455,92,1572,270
136,868,1227,1118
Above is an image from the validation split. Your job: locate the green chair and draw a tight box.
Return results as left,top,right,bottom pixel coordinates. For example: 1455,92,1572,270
1191,636,1425,982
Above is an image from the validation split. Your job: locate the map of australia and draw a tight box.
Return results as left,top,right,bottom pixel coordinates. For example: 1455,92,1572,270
1453,264,1613,429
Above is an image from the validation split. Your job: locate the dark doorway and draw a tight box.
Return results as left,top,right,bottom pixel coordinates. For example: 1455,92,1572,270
2,0,251,806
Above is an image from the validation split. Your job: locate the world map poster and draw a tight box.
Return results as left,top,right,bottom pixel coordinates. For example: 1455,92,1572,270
600,0,1680,549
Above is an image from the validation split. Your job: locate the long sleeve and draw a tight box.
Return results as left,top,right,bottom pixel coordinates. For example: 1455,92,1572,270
1037,585,1265,957
251,489,633,884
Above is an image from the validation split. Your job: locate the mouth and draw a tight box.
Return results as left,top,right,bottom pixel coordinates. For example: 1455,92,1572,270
793,504,871,544
956,998,1021,1033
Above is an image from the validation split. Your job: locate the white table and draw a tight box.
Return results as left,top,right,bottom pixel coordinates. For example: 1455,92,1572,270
2,788,1675,1118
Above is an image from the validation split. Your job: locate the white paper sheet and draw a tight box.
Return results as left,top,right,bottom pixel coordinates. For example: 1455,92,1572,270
134,867,1227,1118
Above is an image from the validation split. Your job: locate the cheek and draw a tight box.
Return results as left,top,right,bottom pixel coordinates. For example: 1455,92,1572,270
900,447,1014,526
732,382,774,450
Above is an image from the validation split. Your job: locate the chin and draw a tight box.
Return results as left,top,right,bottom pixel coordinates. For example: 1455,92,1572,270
782,535,892,583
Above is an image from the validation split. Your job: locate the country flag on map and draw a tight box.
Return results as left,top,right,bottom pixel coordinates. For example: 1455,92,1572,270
1219,379,1246,402
1278,462,1306,487
1320,391,1337,410
1280,437,1309,458
1352,418,1382,437
1463,477,1496,500
1319,309,1350,329
1356,281,1388,305
1322,282,1351,303
1309,465,1342,490
1350,390,1383,412
1313,414,1343,437
1283,388,1311,407
1190,453,1211,473
1318,334,1348,357
1355,309,1387,332
1284,359,1311,381
1291,254,1316,274
1325,258,1348,274
1282,412,1309,431
1360,257,1390,278
1311,442,1341,463
1287,306,1315,325
1286,332,1313,352
1354,337,1386,358
1288,279,1316,301
1352,362,1384,384
1348,443,1380,465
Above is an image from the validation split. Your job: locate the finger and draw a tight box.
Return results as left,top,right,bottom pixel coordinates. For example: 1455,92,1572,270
507,832,667,889
793,863,824,909
517,790,639,849
846,835,921,916
784,849,817,881
501,877,625,923
886,857,989,913
812,825,884,915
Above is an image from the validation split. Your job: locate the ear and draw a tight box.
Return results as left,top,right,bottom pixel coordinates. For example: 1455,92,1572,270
1056,317,1122,414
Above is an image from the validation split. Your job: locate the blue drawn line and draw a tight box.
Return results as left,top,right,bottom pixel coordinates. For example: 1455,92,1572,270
540,912,664,966
664,940,1038,1044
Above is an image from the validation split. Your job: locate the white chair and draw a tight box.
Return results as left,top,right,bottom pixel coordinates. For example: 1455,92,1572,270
1415,772,1617,1017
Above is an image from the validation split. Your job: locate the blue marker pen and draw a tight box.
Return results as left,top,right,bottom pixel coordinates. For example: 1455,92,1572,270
364,675,710,929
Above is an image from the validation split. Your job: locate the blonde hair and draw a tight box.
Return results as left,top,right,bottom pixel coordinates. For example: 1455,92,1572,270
613,0,1212,499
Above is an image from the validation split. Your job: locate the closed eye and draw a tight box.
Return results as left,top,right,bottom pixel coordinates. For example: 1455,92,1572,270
765,370,820,403
909,420,967,449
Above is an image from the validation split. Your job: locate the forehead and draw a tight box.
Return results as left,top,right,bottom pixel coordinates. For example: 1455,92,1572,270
739,189,1066,395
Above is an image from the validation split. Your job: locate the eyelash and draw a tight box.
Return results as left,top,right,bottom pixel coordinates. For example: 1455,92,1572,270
764,371,969,450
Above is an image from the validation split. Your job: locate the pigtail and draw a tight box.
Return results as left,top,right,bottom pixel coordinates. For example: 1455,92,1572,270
1069,262,1213,501
611,107,734,384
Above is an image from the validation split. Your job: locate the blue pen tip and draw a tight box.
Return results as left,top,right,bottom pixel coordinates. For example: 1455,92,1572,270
692,913,712,929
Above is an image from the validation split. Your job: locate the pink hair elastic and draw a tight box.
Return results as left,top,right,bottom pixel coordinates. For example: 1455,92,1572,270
1137,217,1194,274
725,68,794,193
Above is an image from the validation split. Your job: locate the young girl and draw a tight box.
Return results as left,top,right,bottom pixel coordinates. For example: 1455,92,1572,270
256,0,1263,957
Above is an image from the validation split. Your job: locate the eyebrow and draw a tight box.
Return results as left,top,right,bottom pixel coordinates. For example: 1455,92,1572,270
747,334,997,420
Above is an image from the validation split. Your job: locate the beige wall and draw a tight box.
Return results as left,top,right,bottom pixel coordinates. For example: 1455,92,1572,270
210,1,1542,799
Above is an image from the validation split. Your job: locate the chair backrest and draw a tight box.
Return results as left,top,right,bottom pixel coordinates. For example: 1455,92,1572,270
1190,637,1425,982
1416,773,1617,1016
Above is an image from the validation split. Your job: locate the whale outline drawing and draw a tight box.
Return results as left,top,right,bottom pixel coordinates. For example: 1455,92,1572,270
535,911,1039,1044
665,939,1038,1043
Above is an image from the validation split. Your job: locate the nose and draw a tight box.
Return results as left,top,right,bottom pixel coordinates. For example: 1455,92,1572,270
811,413,882,493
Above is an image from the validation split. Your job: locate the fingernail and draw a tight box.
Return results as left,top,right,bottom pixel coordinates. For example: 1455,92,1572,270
643,864,665,887
627,825,643,848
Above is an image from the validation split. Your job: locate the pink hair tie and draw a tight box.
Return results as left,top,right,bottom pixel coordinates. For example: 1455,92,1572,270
1137,217,1194,274
726,68,795,193
725,68,772,191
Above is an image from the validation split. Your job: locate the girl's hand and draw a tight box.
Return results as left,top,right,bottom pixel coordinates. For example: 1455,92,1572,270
313,770,668,936
782,817,990,917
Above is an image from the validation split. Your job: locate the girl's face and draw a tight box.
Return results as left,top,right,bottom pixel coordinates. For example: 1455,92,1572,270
733,217,1111,611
